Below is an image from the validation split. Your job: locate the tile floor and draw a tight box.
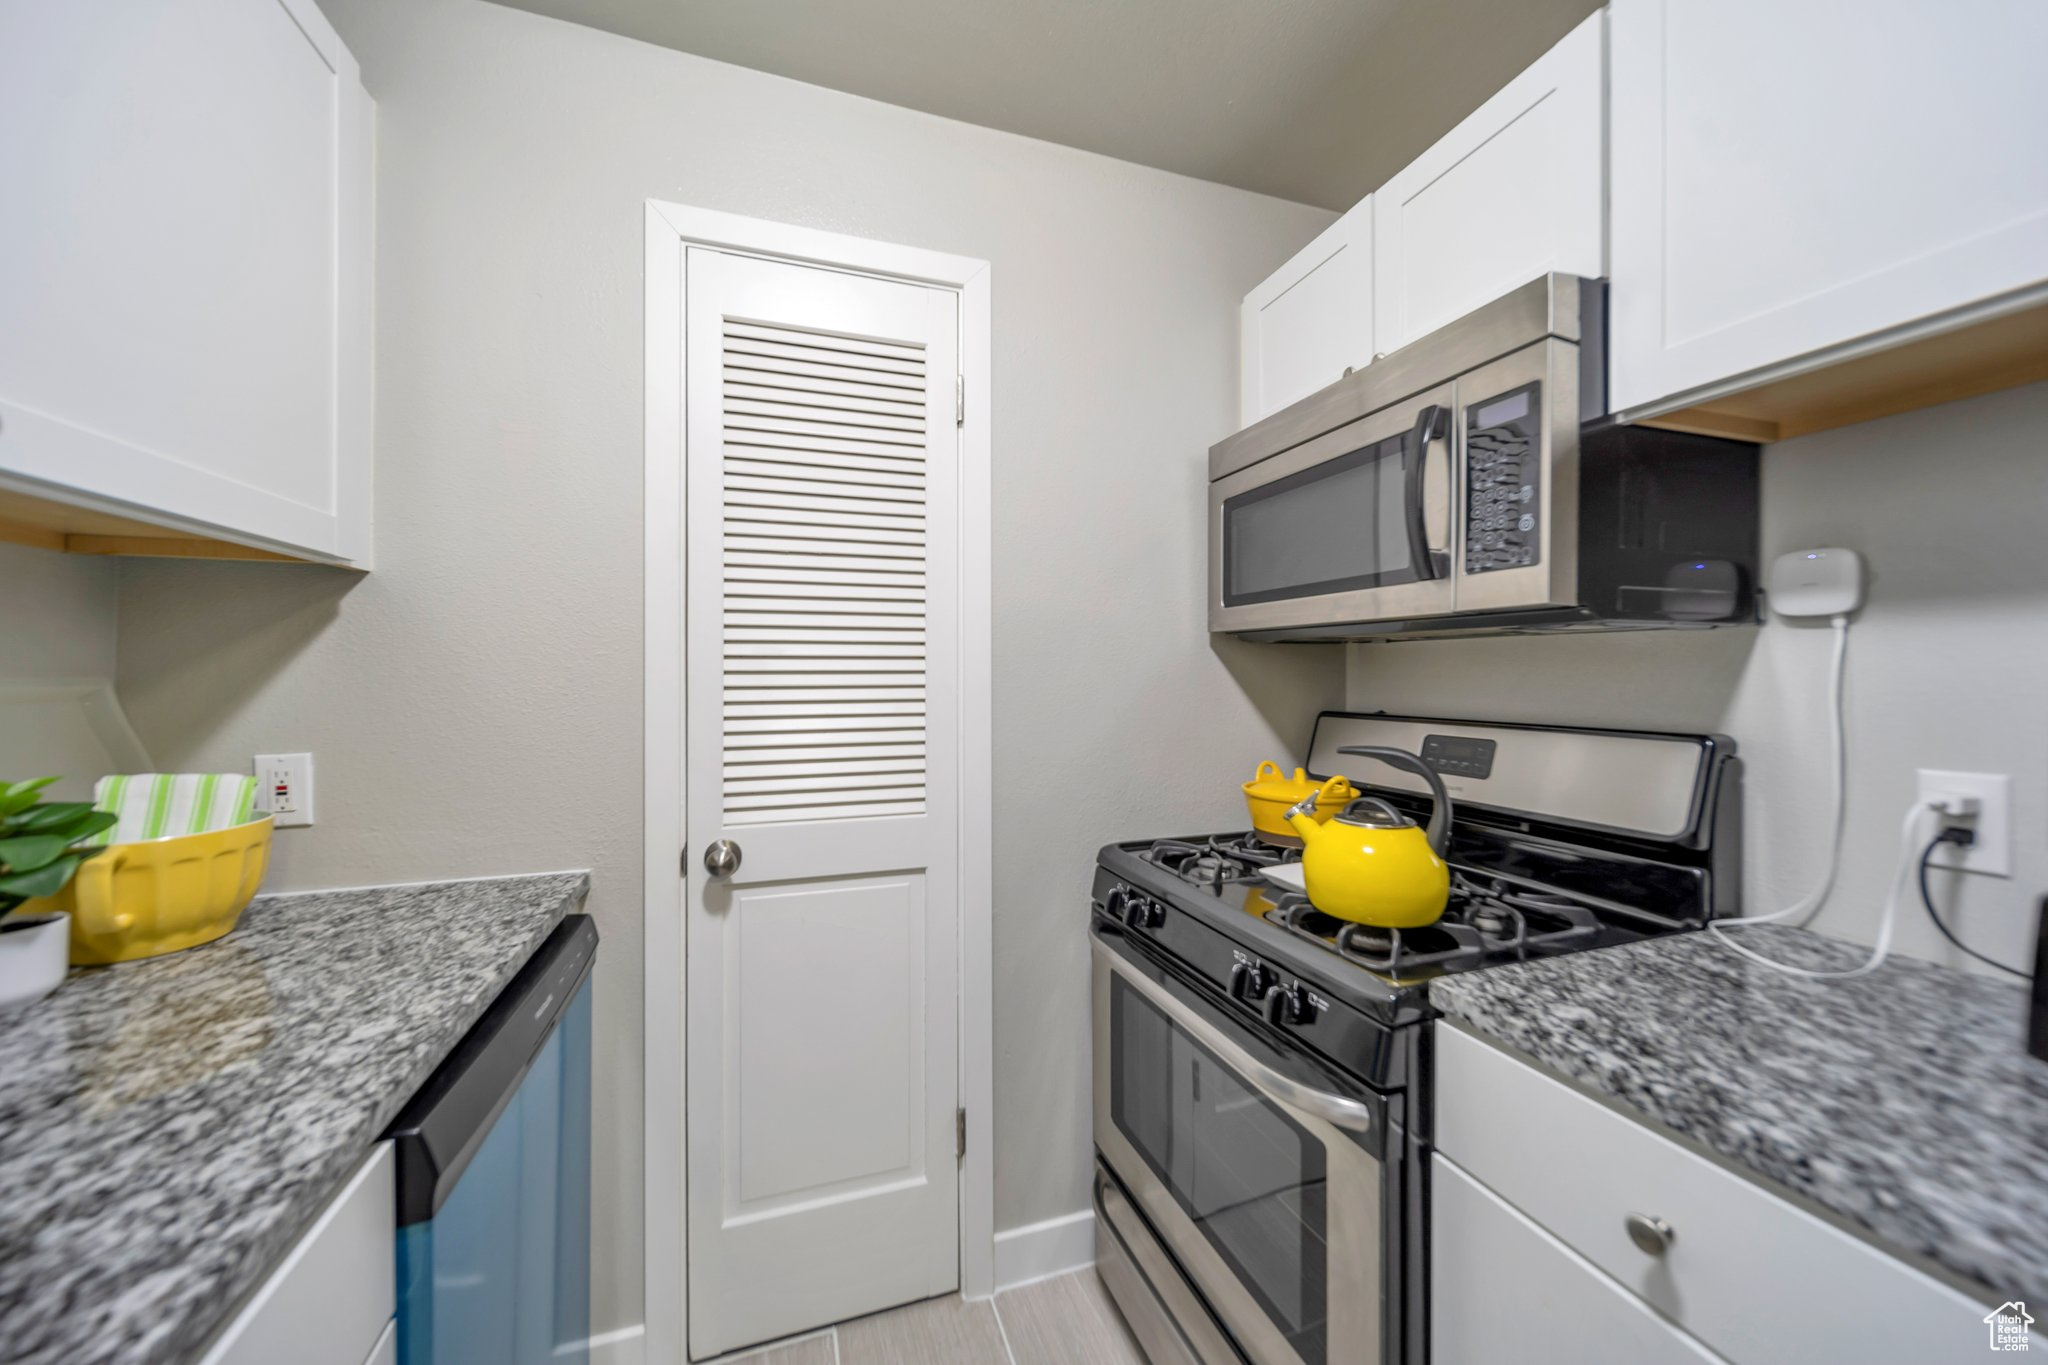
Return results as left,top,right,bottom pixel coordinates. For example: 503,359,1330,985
702,1266,1146,1365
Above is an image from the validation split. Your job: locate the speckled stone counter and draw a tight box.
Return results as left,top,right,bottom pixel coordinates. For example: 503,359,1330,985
1429,925,2048,1304
0,871,589,1365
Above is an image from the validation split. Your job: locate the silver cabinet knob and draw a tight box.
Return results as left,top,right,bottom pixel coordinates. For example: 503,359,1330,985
702,839,742,878
1624,1213,1674,1256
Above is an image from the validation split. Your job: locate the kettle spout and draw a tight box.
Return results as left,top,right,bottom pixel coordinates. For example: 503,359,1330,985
1283,794,1324,843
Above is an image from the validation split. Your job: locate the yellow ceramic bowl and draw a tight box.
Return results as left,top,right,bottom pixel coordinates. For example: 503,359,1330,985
21,817,273,965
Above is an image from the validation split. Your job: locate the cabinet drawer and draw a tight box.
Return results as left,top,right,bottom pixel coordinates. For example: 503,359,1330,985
198,1143,395,1365
1433,1154,1723,1365
1436,1026,2024,1365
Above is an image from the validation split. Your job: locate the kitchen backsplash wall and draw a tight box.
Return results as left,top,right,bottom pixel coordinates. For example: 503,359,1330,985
1347,381,2048,977
0,542,119,682
112,0,1342,1340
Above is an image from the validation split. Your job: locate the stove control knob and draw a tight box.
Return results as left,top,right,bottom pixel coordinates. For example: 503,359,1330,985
1103,886,1129,922
1139,897,1166,930
1230,961,1274,1003
1263,984,1311,1026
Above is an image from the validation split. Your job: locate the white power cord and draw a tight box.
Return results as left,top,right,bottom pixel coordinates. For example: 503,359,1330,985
1707,799,1936,980
1712,616,1850,931
1706,611,1930,979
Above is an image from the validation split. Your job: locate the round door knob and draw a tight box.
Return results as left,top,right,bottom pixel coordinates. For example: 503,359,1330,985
1624,1213,1674,1256
703,839,742,878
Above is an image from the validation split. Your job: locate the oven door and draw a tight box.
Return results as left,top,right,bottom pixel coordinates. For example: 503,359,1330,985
1092,934,1392,1365
1209,384,1456,635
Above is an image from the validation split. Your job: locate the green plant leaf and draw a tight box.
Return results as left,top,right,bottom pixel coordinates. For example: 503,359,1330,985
0,855,81,900
0,835,69,874
63,810,118,842
14,802,97,832
0,778,59,816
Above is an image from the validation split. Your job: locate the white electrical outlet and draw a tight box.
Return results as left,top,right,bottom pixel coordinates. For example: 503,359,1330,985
1917,769,2010,878
254,753,315,828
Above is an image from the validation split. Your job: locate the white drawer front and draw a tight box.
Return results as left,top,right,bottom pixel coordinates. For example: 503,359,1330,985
1436,1026,2034,1365
199,1143,395,1365
1433,1154,1725,1365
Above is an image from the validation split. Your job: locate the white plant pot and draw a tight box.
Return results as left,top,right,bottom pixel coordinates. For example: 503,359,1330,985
0,912,71,1012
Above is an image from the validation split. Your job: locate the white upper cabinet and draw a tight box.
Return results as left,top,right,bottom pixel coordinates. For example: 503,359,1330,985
1607,0,2048,417
1240,202,1374,426
1238,13,1605,431
0,0,373,566
1373,12,1605,356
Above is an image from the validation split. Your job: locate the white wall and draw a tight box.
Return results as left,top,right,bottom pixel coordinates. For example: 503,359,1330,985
0,542,119,680
0,544,127,800
1346,382,2048,977
113,0,1343,1339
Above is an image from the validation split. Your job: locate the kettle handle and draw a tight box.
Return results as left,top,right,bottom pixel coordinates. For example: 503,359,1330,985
1337,746,1452,856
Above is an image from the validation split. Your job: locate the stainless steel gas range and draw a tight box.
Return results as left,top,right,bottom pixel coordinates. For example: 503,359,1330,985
1089,712,1741,1365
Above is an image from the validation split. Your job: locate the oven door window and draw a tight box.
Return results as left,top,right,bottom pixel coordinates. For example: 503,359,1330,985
1222,426,1421,608
1111,976,1329,1364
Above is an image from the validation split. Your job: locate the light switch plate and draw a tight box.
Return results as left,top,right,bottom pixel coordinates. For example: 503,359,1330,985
1917,769,2009,878
254,753,314,828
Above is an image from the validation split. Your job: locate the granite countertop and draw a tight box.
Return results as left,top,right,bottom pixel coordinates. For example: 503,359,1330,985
0,871,590,1365
1430,924,2048,1304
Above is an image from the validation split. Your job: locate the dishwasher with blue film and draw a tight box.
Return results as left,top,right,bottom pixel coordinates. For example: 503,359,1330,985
386,914,597,1365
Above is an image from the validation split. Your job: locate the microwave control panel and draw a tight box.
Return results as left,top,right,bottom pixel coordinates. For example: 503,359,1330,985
1465,383,1542,574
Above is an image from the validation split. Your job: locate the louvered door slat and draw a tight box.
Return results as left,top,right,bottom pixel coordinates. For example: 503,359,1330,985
724,456,926,488
724,365,922,405
719,315,934,827
724,383,925,421
726,417,926,451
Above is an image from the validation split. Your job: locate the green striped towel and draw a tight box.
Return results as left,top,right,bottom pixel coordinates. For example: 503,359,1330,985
89,774,259,845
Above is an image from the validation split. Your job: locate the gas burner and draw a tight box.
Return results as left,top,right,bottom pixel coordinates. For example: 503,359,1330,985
1450,874,1603,951
1259,872,1605,977
1141,832,1293,889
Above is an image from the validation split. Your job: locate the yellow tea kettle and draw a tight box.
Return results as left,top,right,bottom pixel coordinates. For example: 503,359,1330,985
1284,745,1453,928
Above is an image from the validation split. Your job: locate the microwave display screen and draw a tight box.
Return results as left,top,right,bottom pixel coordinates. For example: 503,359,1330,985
1465,381,1542,575
1222,428,1423,606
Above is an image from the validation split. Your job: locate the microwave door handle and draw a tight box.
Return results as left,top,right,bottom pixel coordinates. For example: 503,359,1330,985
1403,404,1449,580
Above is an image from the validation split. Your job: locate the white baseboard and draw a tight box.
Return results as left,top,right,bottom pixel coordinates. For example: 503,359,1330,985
993,1208,1095,1292
576,1323,645,1365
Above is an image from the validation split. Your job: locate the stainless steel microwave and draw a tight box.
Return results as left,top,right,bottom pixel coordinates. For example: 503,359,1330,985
1208,275,1761,641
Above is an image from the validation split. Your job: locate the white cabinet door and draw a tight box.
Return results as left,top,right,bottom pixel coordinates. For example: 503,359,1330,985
199,1144,394,1365
0,0,373,565
1240,202,1373,426
1432,1155,1726,1365
1373,12,1604,355
1608,0,2048,416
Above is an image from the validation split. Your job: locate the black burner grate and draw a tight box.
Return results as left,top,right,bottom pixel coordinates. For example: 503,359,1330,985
1141,832,1294,890
1261,870,1602,976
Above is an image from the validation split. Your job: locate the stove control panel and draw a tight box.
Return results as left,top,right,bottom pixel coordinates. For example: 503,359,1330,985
1421,733,1497,779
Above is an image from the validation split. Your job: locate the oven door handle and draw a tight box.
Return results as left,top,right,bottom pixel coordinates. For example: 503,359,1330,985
1106,944,1376,1135
1403,403,1449,582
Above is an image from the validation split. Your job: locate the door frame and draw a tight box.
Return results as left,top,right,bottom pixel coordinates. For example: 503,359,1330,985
643,201,994,1364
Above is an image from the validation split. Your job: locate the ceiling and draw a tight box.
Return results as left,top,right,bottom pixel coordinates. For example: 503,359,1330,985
487,0,1601,210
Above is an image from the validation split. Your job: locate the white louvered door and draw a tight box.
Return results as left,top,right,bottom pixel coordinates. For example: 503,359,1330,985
682,248,961,1359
